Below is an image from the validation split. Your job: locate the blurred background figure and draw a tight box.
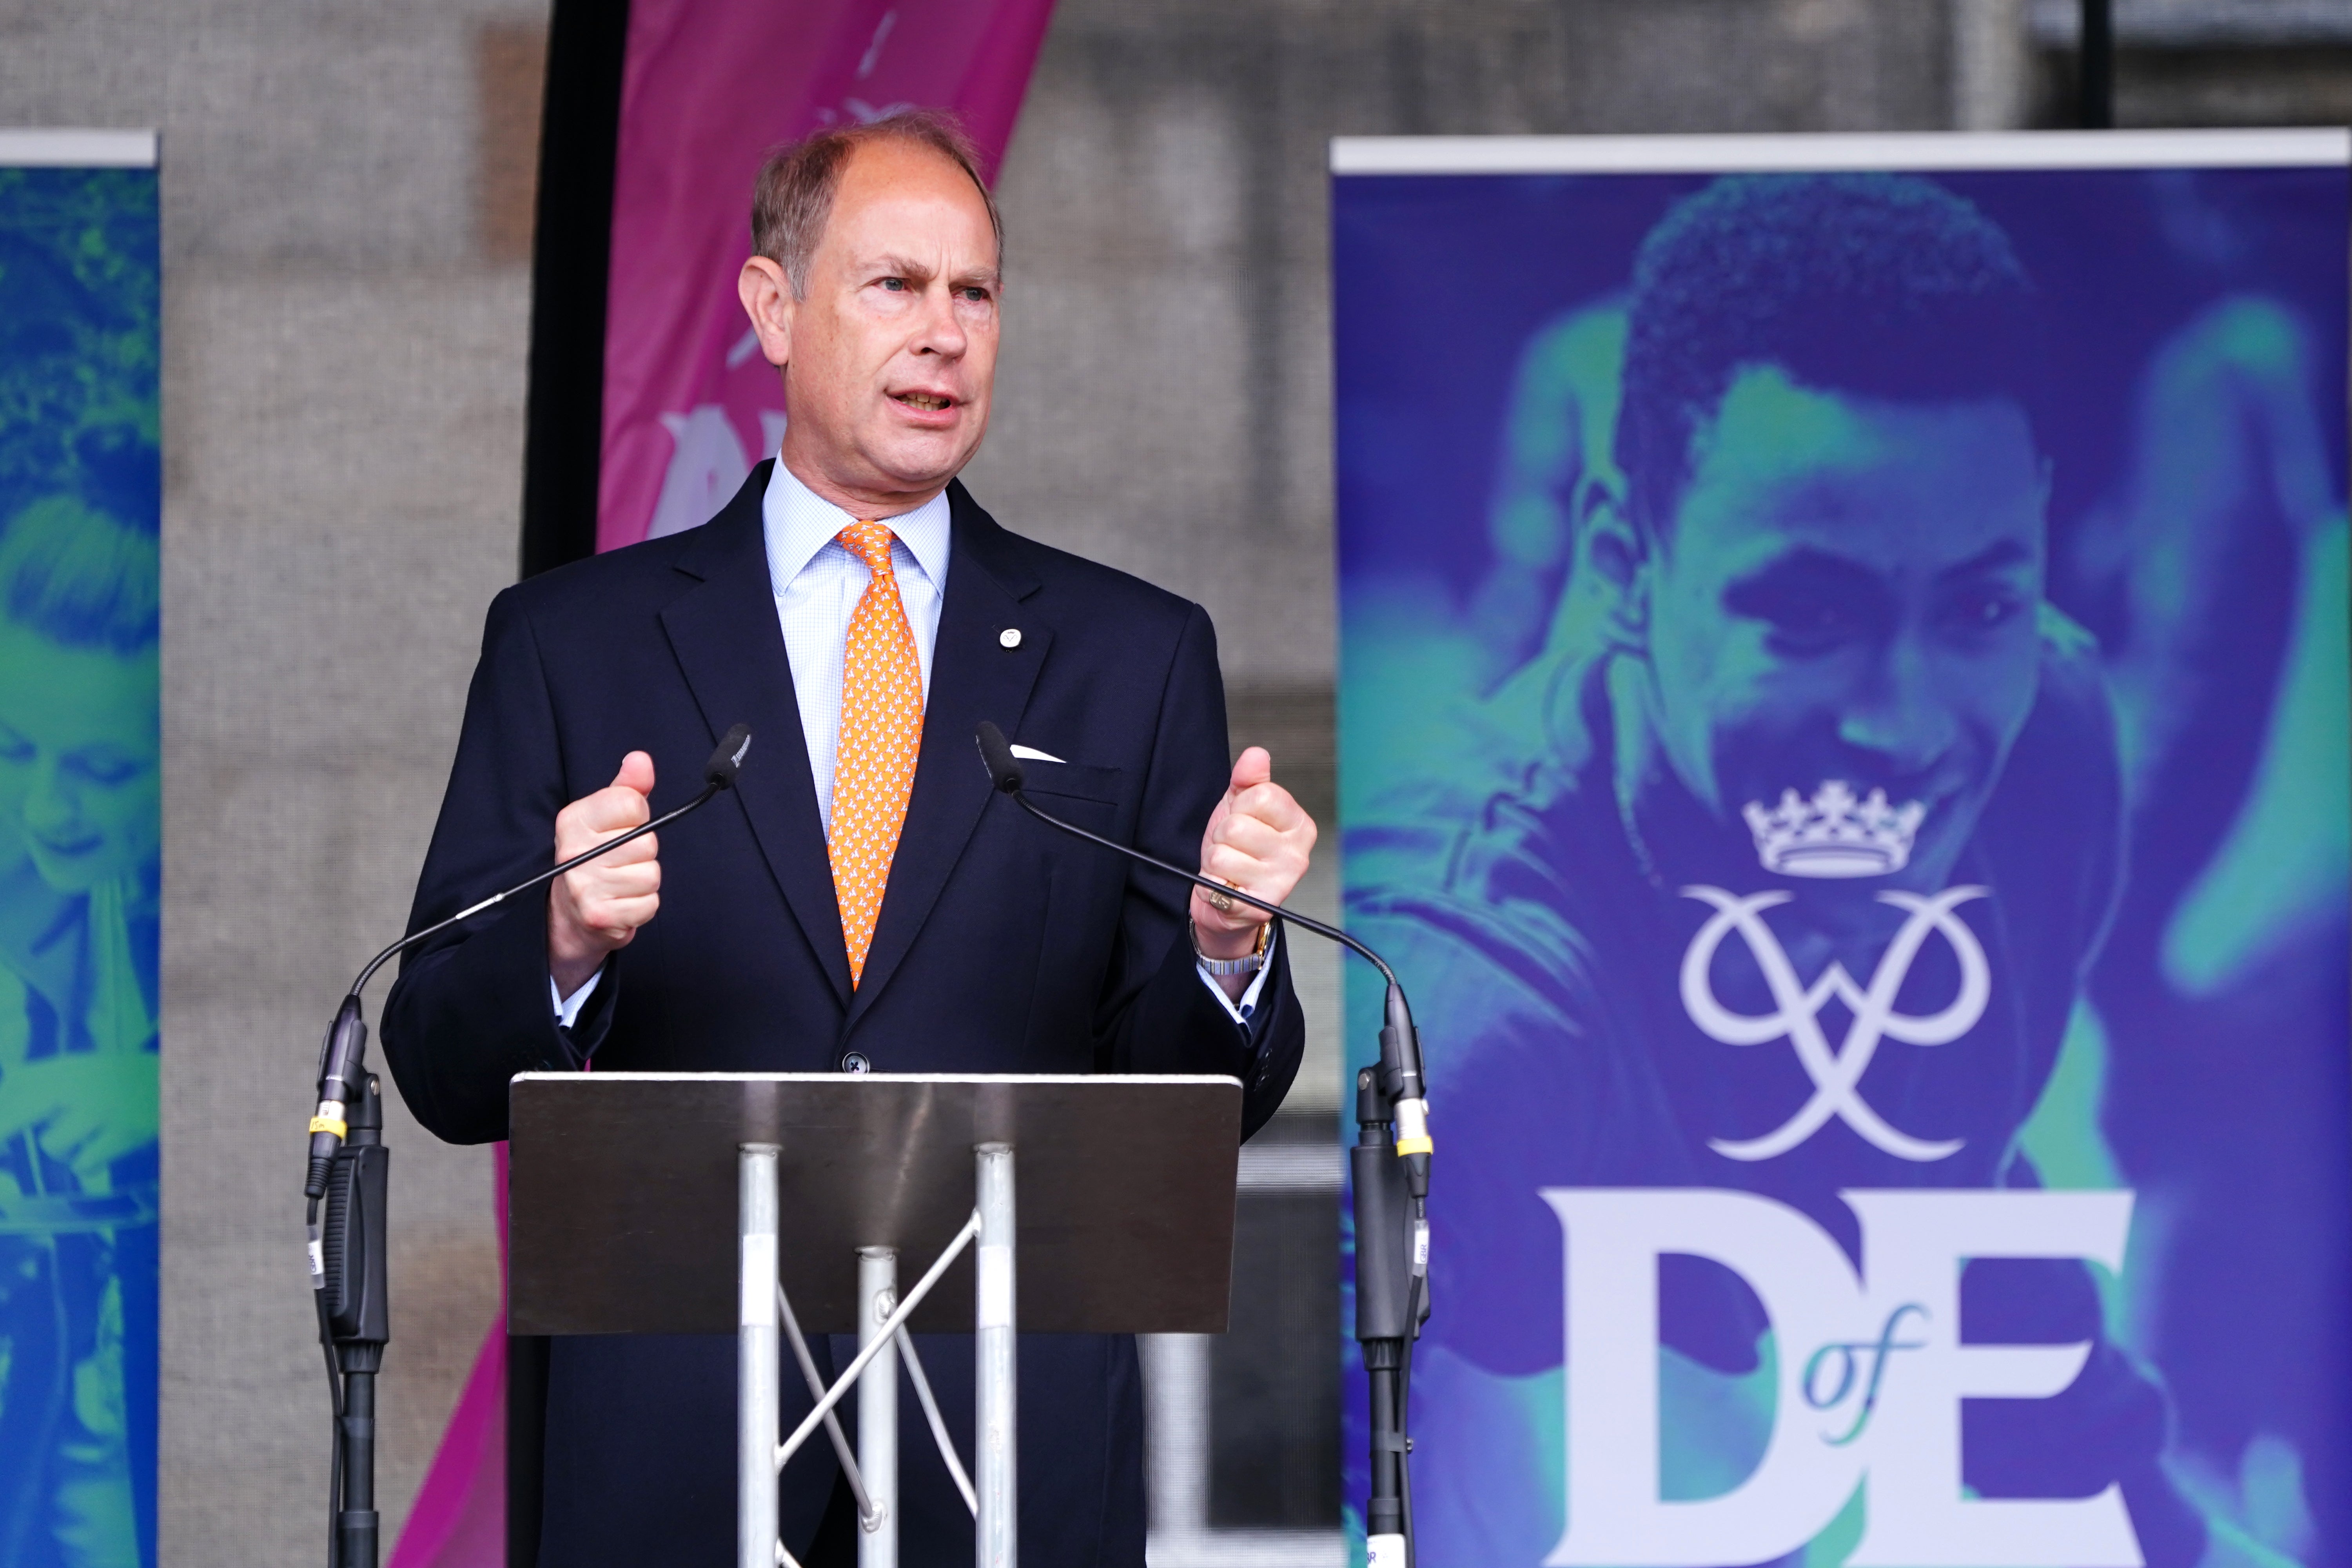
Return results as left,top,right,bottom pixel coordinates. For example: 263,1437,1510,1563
2072,288,2350,1560
0,478,162,1568
1463,298,1625,693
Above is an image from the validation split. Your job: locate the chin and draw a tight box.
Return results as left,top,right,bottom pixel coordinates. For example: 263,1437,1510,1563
28,846,121,895
878,446,976,493
1895,817,1977,891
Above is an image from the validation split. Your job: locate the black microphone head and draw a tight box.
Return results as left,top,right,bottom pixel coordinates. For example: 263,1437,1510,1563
706,723,753,789
975,721,1024,795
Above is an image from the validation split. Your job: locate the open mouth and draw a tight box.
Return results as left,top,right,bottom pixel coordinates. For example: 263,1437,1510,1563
891,391,954,413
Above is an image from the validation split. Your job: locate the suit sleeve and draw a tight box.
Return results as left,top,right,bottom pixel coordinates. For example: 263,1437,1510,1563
1091,603,1306,1141
379,588,608,1145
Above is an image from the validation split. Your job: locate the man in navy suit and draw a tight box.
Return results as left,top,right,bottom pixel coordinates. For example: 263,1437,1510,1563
381,110,1317,1566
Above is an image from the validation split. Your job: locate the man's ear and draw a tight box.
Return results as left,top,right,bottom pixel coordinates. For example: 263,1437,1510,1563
738,256,795,369
1578,473,1651,653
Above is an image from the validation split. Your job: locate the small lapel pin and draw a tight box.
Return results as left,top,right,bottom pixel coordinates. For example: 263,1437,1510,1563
999,627,1023,649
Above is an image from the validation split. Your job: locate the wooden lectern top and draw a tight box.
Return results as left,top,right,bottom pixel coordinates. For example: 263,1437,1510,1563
506,1072,1243,1338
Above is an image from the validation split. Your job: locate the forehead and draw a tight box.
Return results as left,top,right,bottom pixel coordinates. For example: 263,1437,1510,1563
1668,363,2045,577
822,140,996,264
0,622,157,748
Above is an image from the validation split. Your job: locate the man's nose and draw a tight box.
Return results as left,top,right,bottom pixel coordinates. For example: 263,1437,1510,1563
1835,636,1957,775
912,283,967,357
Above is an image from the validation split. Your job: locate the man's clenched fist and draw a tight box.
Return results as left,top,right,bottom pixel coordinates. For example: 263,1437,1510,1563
549,751,661,996
1191,746,1318,1000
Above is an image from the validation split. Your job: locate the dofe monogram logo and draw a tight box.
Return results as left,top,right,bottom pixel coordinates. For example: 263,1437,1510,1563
1679,886,1991,1163
1543,1188,2144,1568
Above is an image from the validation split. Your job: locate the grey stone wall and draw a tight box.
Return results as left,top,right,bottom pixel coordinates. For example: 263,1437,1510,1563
3,0,2341,1559
2027,0,2352,124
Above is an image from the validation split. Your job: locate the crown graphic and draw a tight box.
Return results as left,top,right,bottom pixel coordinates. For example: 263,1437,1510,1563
1740,780,1926,879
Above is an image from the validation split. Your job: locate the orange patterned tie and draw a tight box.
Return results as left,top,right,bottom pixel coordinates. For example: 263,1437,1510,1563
830,521,925,984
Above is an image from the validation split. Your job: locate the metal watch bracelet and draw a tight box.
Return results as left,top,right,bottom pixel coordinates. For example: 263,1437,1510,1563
1192,914,1272,976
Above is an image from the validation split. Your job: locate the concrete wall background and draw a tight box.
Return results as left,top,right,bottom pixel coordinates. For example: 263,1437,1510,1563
0,0,2337,1559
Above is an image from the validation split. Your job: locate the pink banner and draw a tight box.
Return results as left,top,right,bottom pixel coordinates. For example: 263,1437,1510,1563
392,5,1053,1561
599,0,1057,553
387,1146,510,1568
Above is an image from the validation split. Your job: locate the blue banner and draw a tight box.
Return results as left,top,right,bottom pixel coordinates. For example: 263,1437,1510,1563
1336,137,2351,1568
0,142,161,1568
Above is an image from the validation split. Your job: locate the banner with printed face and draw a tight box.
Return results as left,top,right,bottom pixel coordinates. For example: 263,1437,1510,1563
0,132,162,1568
1333,132,2351,1568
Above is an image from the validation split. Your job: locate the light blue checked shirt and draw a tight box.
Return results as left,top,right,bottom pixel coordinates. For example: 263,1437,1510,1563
557,458,1265,1025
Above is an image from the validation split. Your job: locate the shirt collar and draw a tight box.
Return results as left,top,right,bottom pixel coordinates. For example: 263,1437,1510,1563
762,456,954,594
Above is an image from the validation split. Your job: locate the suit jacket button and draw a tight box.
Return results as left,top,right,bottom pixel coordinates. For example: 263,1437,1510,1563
841,1051,873,1074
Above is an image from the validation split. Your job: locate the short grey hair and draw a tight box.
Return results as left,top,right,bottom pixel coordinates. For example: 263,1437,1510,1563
751,109,1004,298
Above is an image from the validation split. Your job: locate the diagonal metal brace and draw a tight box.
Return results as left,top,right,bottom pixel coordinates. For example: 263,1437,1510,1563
776,1280,879,1528
777,1211,982,1475
895,1327,977,1515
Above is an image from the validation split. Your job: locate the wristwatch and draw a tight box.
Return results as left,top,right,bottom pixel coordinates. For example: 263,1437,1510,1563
1193,916,1272,976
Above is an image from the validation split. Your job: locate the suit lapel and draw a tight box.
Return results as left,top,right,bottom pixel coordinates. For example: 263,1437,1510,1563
659,462,854,1005
846,483,1047,1027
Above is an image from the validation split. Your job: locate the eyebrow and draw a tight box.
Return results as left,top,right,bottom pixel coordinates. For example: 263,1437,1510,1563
864,254,1000,290
1731,537,2036,590
1731,547,1881,590
866,253,937,281
1935,539,2034,580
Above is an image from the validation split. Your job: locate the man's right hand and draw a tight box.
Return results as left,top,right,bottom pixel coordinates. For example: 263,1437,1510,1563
549,751,661,997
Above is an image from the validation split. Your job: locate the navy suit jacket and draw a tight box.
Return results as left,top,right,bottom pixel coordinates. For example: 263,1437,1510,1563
382,465,1305,1565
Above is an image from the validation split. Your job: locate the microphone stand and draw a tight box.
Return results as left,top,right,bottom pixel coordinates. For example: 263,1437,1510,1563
300,724,751,1568
971,723,1429,1567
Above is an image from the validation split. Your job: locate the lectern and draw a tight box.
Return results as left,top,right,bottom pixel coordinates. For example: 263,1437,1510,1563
507,1071,1245,1568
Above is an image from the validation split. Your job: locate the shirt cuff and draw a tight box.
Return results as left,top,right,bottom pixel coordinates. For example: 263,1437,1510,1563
1196,944,1273,1026
551,967,603,1030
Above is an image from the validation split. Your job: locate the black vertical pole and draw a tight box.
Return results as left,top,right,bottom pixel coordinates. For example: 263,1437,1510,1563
519,0,635,580
326,1074,391,1568
512,8,633,1552
2079,0,2114,129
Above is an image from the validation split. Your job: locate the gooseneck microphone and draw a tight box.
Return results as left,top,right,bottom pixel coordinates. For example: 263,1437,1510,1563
974,720,1430,1565
301,722,751,1568
304,722,753,1196
974,722,1430,1152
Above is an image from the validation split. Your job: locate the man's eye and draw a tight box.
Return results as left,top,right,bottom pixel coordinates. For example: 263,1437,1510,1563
1944,588,2025,633
877,277,907,292
1726,570,1888,655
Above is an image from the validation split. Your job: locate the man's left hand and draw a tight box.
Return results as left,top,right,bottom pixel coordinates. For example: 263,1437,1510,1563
1192,747,1317,995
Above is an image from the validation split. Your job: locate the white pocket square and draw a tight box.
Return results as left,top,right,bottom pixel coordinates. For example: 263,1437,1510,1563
1009,744,1065,763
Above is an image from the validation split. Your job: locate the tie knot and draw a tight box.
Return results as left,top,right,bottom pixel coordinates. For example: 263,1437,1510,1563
839,520,897,574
